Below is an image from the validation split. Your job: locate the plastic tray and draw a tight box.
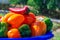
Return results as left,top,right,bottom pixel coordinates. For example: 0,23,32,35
0,31,54,40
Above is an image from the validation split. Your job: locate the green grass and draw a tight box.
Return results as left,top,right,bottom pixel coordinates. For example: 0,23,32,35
52,31,60,40
52,22,60,30
52,22,60,40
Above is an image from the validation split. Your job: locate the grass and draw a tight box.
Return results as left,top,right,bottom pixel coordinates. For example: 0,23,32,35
52,31,60,40
52,22,60,31
52,22,60,40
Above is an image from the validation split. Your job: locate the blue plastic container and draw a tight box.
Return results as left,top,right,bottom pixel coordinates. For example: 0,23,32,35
0,31,54,40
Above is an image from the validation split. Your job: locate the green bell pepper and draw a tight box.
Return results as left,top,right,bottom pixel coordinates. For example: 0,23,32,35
0,22,8,37
43,17,53,32
18,24,31,38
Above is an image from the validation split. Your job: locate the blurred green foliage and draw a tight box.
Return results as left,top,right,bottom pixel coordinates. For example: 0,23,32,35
27,0,60,15
9,0,19,4
9,0,60,11
9,0,28,5
9,0,60,18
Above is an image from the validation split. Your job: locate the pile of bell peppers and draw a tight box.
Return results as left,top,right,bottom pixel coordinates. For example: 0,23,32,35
0,6,53,38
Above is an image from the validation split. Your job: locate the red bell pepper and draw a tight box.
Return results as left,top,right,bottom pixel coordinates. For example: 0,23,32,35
9,6,30,14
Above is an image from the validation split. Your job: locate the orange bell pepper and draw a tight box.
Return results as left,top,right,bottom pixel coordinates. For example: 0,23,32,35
7,14,25,28
31,21,46,36
7,28,21,38
1,12,25,28
1,12,14,22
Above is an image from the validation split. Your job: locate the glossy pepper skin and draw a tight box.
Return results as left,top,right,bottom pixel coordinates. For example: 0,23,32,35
43,17,53,32
9,6,29,15
23,12,36,25
18,24,31,38
1,13,25,28
7,28,21,38
1,12,14,22
7,14,25,28
36,16,53,32
31,21,46,36
0,22,8,37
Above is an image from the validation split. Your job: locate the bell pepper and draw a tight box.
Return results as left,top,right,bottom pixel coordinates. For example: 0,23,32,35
18,24,31,37
0,16,2,22
36,16,53,32
43,17,53,32
1,13,25,28
31,21,46,36
1,12,14,22
23,12,36,25
0,22,8,37
7,28,21,38
9,6,30,15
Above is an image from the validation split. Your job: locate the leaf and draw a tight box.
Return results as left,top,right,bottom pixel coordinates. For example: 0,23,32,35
33,0,43,6
47,0,56,10
9,0,19,4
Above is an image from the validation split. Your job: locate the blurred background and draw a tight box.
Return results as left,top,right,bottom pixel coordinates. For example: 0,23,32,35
0,0,60,40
